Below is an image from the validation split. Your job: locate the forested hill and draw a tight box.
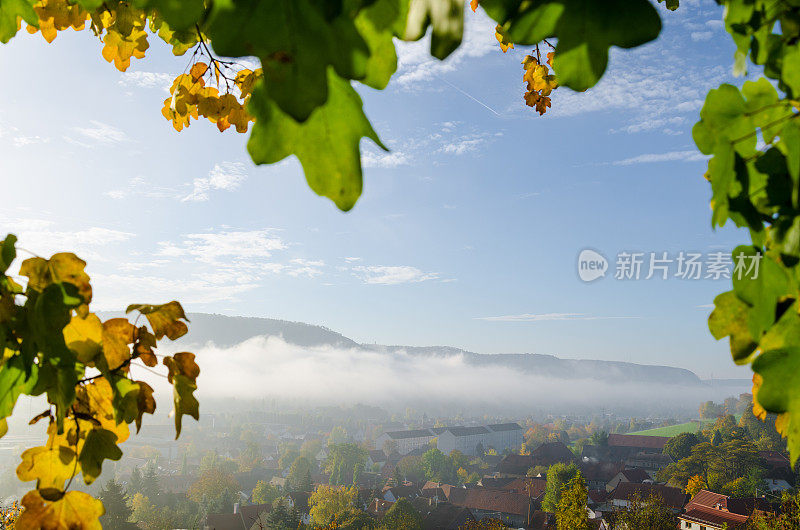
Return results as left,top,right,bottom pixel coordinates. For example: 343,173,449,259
179,313,703,386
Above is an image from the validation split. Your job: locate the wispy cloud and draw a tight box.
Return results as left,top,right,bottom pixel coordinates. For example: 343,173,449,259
118,71,173,91
12,135,49,147
476,313,640,322
104,176,183,201
362,150,409,168
353,265,439,285
183,162,248,202
612,150,707,166
158,229,287,263
72,120,128,145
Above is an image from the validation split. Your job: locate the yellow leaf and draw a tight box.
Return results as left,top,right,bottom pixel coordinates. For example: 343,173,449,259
190,61,208,82
20,253,91,303
164,351,200,383
494,24,513,53
752,373,767,421
101,28,149,71
63,313,102,364
17,490,103,530
101,318,134,370
127,301,188,340
16,445,77,490
74,379,130,444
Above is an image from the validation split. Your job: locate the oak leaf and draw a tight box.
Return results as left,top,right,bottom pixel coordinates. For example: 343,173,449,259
17,489,103,530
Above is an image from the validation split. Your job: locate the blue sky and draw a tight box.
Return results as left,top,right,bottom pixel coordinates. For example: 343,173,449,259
0,0,755,378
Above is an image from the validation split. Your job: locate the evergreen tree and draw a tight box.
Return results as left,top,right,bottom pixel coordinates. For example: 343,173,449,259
392,466,404,486
98,478,135,529
266,498,301,529
128,467,144,496
712,430,723,447
142,463,161,504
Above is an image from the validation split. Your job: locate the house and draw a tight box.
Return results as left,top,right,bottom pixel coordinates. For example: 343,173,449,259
422,503,476,529
437,427,492,456
367,450,388,470
382,485,421,502
758,450,791,469
625,451,673,473
764,467,793,492
502,477,548,500
607,434,670,454
579,462,624,490
607,483,687,513
605,468,652,492
203,503,271,530
478,477,516,489
449,489,535,528
485,423,524,453
375,429,436,455
678,490,749,529
366,498,394,518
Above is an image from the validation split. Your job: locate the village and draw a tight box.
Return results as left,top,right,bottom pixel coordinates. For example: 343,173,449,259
7,393,785,529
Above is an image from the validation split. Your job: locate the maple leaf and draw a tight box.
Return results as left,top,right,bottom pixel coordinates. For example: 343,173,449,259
470,0,480,12
494,24,513,52
126,301,188,340
62,313,102,364
101,27,149,71
16,490,103,530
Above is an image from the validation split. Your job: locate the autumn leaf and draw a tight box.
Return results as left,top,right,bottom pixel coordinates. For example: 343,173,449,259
78,428,122,484
101,318,134,370
17,489,103,530
16,444,77,490
62,313,102,364
163,352,199,437
126,301,188,340
494,24,513,52
135,380,155,432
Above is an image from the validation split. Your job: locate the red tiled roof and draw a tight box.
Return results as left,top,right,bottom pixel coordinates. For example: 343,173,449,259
607,434,670,450
619,468,651,483
685,489,729,511
680,507,748,528
451,489,533,517
609,482,687,510
503,477,547,499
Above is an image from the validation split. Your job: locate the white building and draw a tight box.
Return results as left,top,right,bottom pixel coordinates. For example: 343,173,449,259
437,423,523,456
375,429,435,455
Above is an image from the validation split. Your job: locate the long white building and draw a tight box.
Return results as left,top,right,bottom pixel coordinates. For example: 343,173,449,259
375,423,523,456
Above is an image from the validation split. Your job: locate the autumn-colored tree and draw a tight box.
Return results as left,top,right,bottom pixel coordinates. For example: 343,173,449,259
309,485,359,527
252,480,282,506
381,498,423,530
187,468,240,514
542,462,579,513
555,471,590,530
685,475,707,497
611,493,676,530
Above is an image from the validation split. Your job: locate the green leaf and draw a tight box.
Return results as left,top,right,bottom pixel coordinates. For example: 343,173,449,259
752,348,800,464
355,0,408,89
146,0,205,31
709,142,736,228
248,70,386,211
657,0,679,10
781,119,800,185
742,77,793,145
693,84,756,157
505,0,661,92
171,373,198,438
78,428,122,484
0,354,38,418
207,0,370,121
0,234,16,274
404,0,463,60
731,246,789,338
708,290,758,363
0,0,38,44
783,45,800,98
36,359,77,432
111,377,140,425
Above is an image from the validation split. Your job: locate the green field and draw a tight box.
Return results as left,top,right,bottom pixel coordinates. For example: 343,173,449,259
628,420,714,437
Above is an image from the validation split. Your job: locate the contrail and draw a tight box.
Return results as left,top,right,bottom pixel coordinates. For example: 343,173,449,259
435,75,501,117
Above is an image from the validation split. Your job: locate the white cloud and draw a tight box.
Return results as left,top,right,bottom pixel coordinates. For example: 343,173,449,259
157,229,287,262
362,150,409,168
344,257,362,263
0,217,134,261
118,71,173,91
72,121,128,145
287,258,325,278
611,116,685,134
438,135,485,155
353,265,439,285
691,31,713,41
183,162,248,202
476,313,640,322
13,136,48,147
612,150,707,166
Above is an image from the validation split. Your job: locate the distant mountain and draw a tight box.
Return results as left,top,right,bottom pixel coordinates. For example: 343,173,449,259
178,313,703,387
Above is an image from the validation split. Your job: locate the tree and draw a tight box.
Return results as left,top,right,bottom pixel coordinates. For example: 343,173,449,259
685,475,707,497
663,432,700,461
421,448,457,484
381,497,423,530
287,455,314,492
309,485,359,527
326,444,368,486
382,439,399,456
187,468,240,514
396,455,426,484
712,430,723,447
266,497,302,530
98,478,135,529
128,466,144,497
252,480,281,505
328,426,348,446
543,462,579,513
142,462,161,503
612,493,676,530
590,430,609,446
748,489,800,529
555,471,590,530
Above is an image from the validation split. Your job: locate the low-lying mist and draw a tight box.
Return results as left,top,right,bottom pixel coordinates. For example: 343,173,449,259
144,336,747,417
